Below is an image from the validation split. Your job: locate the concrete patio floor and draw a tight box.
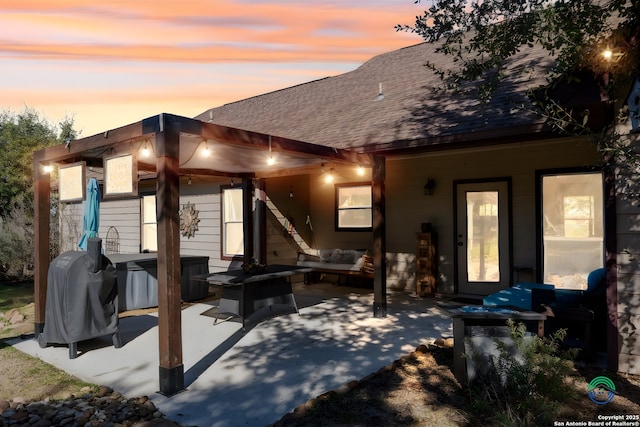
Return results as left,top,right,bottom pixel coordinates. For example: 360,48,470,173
10,280,453,427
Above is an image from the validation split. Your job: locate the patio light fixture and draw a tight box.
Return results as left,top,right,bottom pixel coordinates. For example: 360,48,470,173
140,141,151,158
325,168,334,184
423,178,435,196
42,164,53,174
267,135,275,165
357,165,365,176
201,140,211,158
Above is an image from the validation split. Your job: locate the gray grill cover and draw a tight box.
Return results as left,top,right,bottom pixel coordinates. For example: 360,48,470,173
42,238,118,344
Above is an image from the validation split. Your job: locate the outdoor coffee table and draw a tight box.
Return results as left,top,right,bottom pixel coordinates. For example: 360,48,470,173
201,264,312,330
438,304,546,384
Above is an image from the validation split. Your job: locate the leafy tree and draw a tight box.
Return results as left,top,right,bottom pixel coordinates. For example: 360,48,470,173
0,107,77,280
0,108,76,218
397,0,639,101
397,0,640,193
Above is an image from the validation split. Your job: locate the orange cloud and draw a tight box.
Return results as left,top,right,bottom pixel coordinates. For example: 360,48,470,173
1,0,421,63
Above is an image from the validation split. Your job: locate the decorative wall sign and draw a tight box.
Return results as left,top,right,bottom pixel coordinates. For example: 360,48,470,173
59,161,86,202
179,202,200,238
104,152,138,197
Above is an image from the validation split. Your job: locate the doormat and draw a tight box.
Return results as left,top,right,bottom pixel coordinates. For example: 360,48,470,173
450,297,483,305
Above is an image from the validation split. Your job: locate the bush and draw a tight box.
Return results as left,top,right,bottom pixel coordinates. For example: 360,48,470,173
465,320,578,426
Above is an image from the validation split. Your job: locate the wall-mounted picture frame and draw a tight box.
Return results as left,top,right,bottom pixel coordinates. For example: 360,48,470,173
104,152,138,197
59,161,86,202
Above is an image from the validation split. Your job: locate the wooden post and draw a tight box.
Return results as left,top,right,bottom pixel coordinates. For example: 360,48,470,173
155,117,184,395
254,179,267,264
372,155,387,317
33,155,50,337
242,178,254,265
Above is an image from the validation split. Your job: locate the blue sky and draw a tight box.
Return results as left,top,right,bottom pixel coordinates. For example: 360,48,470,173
1,0,424,137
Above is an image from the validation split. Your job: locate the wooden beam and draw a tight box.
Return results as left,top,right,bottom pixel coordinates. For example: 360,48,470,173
32,159,50,336
255,179,267,264
372,155,387,317
155,125,184,395
201,122,373,166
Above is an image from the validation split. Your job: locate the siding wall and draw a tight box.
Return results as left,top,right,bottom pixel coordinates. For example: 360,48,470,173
615,134,640,375
380,137,602,294
58,137,604,296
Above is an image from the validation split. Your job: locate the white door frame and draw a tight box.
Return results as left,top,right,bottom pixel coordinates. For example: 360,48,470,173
454,179,512,297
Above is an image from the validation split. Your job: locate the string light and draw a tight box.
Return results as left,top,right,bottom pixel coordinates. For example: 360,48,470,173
325,168,334,183
267,135,275,165
140,141,151,158
201,141,211,158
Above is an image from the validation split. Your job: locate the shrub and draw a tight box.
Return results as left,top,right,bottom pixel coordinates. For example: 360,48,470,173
465,320,578,426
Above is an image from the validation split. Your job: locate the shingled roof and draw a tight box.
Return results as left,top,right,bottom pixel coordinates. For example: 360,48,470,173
196,40,557,154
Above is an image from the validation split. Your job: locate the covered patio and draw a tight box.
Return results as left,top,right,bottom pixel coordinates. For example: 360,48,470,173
32,113,389,395
12,281,452,426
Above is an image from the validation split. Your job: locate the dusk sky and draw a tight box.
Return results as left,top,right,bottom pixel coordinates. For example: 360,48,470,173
1,1,424,138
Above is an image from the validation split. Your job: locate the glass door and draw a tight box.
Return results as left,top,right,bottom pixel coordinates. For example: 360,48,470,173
456,181,511,296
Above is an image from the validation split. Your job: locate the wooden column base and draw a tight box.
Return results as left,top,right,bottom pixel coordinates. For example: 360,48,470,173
159,365,185,396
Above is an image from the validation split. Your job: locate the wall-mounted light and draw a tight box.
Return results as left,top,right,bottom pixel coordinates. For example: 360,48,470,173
602,46,625,63
289,186,294,198
230,178,234,187
357,165,365,176
187,176,192,185
42,164,53,174
423,178,435,196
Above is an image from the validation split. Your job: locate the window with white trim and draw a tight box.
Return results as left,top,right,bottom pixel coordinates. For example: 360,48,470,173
141,194,157,252
541,172,604,290
335,183,372,231
222,187,244,257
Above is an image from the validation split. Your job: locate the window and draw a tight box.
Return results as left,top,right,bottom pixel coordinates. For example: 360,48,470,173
222,187,244,257
141,195,157,252
335,183,372,231
541,172,604,290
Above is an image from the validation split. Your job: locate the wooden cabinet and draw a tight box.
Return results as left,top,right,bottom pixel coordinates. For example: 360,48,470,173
416,232,437,297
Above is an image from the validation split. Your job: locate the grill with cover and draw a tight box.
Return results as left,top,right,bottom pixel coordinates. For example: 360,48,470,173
38,238,121,358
